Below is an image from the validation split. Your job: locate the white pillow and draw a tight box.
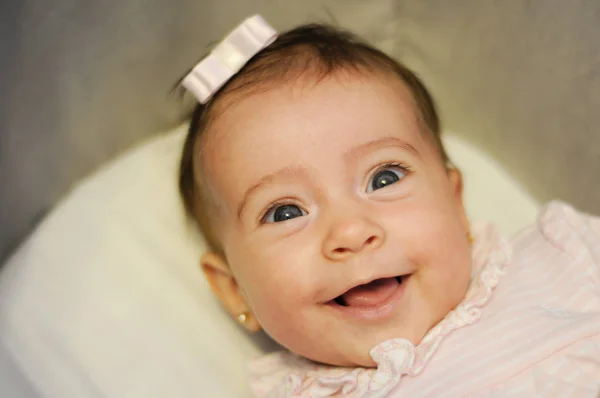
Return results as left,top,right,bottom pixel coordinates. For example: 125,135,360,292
444,133,540,237
0,124,539,398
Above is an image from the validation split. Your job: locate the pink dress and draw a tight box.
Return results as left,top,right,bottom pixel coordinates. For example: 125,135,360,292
248,202,600,397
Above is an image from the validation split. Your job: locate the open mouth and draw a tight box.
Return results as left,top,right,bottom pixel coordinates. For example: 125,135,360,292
330,275,408,311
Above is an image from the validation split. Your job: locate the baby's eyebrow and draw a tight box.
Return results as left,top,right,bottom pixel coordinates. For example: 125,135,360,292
237,166,308,220
344,136,421,163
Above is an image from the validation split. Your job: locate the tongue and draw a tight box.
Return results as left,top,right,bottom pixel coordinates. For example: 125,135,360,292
341,277,399,307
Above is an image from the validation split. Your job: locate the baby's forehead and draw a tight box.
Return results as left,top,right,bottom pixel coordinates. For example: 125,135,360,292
207,67,420,134
202,75,432,172
196,76,443,186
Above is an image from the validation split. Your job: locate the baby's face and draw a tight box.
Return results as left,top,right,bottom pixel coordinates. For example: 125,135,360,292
201,73,472,367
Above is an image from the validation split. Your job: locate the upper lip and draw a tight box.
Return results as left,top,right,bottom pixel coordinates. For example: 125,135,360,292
323,272,410,304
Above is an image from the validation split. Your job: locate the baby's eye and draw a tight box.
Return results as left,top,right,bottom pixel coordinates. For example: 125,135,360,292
263,204,307,223
367,165,408,192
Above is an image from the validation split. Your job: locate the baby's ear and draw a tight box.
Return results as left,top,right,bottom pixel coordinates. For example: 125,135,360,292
447,168,470,231
448,167,464,197
200,252,261,332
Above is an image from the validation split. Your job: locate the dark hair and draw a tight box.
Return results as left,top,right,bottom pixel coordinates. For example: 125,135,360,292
179,23,449,254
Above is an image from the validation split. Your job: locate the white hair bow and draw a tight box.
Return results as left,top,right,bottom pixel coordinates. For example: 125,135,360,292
182,15,278,104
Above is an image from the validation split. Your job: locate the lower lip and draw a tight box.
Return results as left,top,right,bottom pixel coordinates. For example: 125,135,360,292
325,275,410,321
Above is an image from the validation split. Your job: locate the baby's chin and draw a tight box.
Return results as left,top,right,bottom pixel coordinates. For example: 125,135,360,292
299,349,377,368
297,327,429,369
303,343,391,368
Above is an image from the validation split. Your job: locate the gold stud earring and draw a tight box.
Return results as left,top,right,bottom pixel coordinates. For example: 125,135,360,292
237,311,250,325
467,232,474,245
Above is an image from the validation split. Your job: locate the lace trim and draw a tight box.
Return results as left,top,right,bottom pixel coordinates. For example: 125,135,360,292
249,224,512,397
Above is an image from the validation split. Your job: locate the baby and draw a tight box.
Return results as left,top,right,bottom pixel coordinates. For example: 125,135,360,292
178,16,600,397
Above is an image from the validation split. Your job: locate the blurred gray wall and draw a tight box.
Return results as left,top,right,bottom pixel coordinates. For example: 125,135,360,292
395,0,600,216
0,341,39,398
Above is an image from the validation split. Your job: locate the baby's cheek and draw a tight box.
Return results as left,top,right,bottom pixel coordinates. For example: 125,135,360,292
401,206,472,296
238,265,314,343
248,280,311,347
237,259,296,311
424,235,471,305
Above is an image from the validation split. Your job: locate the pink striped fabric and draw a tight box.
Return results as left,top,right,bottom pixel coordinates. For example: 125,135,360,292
248,202,600,397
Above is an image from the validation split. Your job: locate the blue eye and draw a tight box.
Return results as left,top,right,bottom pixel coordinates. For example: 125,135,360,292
368,165,408,192
263,204,307,223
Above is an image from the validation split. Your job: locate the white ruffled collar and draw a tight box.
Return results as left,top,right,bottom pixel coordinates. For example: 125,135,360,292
249,224,512,397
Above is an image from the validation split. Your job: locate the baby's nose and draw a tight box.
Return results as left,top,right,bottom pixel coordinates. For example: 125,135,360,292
322,216,385,261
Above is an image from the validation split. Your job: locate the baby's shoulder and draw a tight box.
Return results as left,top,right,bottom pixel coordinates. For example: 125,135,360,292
534,201,600,260
508,201,600,287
